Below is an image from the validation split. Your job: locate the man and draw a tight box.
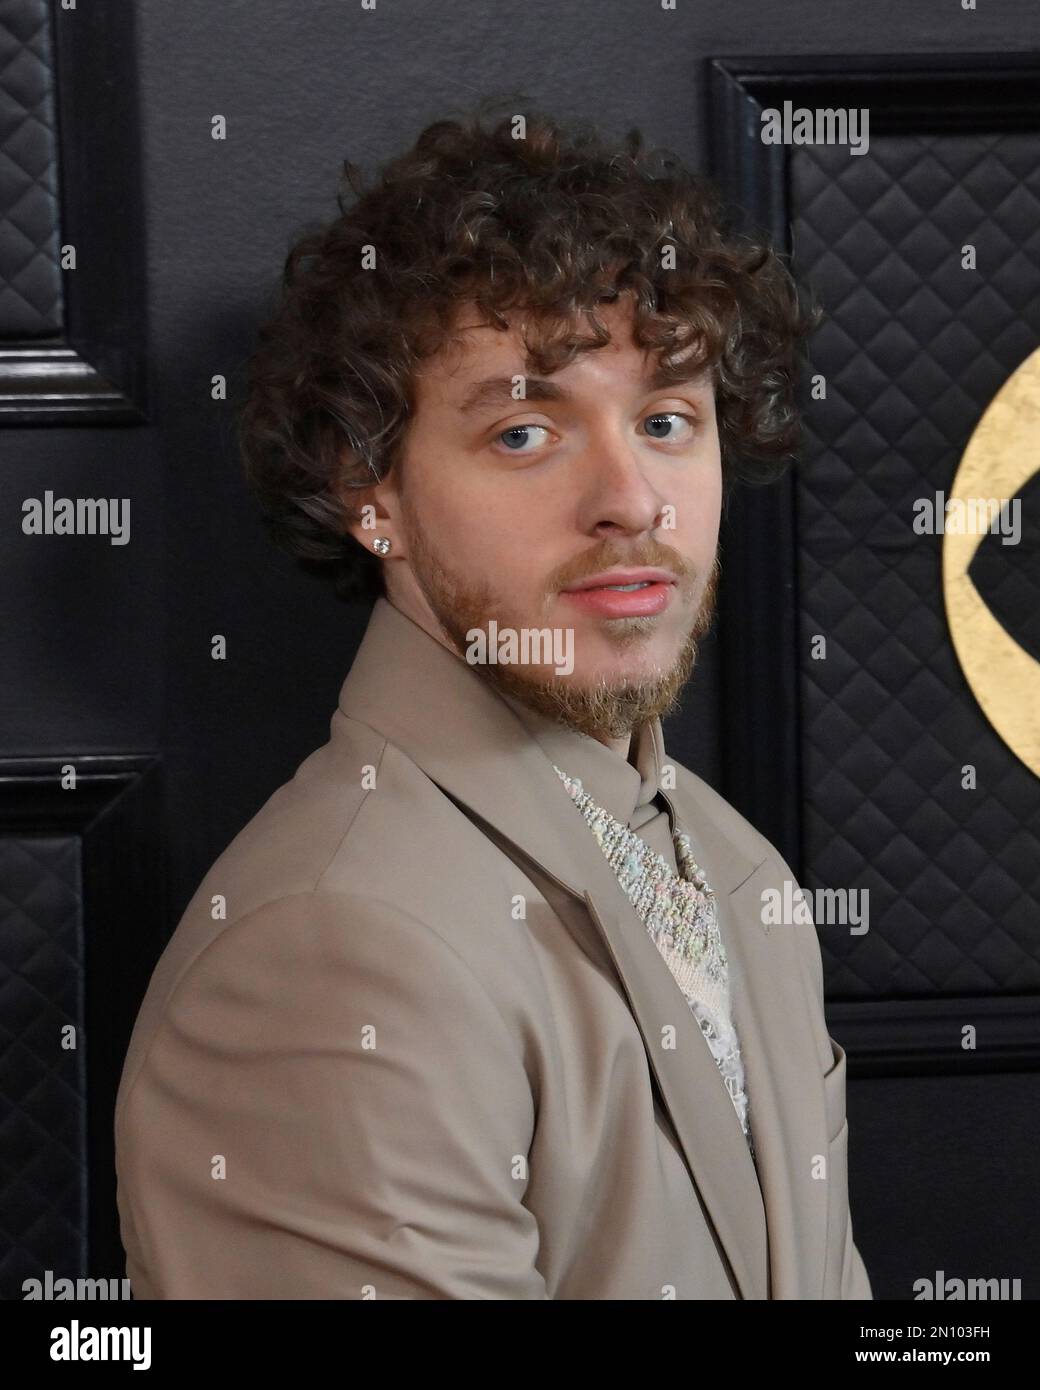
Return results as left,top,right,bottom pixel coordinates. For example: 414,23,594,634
114,103,872,1299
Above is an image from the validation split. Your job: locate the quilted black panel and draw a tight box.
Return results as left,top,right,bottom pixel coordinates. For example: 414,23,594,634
0,835,86,1300
790,132,1040,1000
0,0,64,337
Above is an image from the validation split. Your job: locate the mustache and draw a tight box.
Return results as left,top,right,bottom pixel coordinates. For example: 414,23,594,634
553,544,695,590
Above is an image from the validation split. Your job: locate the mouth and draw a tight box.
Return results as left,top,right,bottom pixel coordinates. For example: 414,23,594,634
559,572,677,619
562,568,678,593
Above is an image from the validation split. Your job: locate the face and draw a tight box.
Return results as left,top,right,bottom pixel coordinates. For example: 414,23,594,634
347,296,723,744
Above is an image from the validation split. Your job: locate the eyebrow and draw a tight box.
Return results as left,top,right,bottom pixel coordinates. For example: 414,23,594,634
457,363,713,415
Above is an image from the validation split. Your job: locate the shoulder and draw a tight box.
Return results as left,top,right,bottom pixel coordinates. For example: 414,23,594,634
117,711,520,1115
115,887,524,1135
167,713,459,953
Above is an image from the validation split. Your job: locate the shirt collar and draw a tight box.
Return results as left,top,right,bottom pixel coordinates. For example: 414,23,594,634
337,596,761,895
496,689,664,830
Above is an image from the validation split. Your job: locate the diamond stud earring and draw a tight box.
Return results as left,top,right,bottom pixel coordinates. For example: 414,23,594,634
372,537,391,556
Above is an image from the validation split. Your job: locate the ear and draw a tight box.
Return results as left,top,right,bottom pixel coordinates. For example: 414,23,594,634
342,483,379,548
341,468,403,554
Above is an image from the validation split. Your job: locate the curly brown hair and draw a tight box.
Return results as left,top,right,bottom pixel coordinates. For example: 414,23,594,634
237,94,820,604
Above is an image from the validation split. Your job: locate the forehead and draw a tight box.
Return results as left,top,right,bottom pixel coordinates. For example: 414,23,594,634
417,299,712,401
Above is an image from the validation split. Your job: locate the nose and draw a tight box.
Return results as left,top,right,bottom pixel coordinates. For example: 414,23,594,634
573,428,669,538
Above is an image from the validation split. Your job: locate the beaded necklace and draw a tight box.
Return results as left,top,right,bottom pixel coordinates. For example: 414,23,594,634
553,764,754,1152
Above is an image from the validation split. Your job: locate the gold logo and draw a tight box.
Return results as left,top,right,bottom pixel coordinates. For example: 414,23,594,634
943,346,1040,779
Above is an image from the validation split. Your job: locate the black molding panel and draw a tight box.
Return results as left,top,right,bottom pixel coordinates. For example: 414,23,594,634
0,0,64,337
707,54,1040,1077
0,755,164,1297
0,0,149,423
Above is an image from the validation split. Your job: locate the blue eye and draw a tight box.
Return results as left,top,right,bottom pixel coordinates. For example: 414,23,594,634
643,412,696,440
497,424,550,452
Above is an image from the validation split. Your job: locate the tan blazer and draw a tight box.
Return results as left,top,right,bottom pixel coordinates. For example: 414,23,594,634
114,596,872,1300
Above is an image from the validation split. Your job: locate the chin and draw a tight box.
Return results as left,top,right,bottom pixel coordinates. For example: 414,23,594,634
581,630,680,669
564,656,668,690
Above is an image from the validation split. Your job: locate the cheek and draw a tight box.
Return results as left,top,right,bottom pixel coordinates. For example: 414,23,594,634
403,462,473,543
411,469,545,572
453,481,549,574
678,478,722,554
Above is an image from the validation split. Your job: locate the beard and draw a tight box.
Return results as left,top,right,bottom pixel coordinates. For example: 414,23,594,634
397,501,721,741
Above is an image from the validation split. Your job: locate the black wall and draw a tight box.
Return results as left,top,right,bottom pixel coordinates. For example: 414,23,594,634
2,0,1038,1302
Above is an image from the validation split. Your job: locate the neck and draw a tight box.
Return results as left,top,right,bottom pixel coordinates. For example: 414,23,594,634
593,730,633,759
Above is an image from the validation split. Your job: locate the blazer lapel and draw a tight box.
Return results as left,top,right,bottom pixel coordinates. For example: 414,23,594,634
658,781,831,1299
338,598,774,1298
579,889,769,1298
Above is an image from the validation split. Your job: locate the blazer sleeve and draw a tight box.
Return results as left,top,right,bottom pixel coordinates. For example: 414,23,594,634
783,859,874,1301
115,890,548,1299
